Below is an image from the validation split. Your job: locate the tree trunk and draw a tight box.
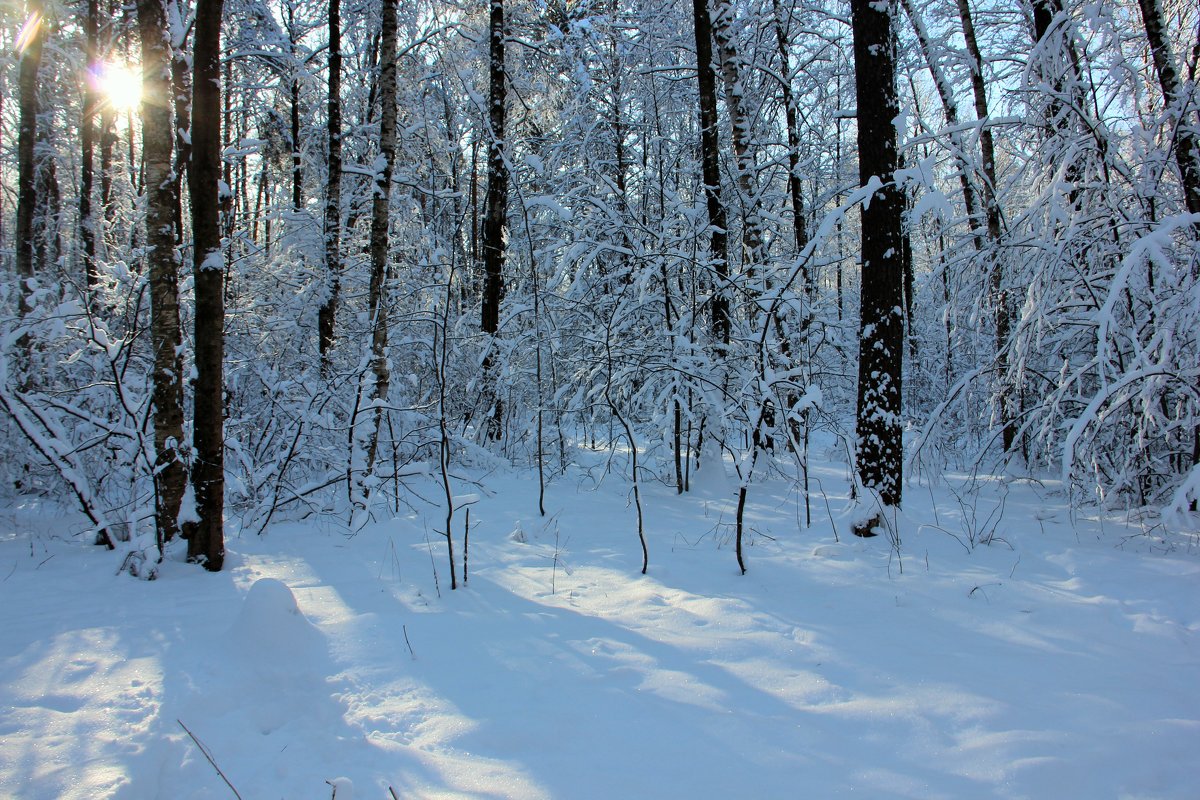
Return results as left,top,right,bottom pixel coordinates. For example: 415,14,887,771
16,5,45,319
187,0,226,571
771,0,808,259
1136,0,1200,221
956,0,1012,453
81,0,100,299
898,0,984,251
99,102,116,243
287,3,304,213
319,0,342,370
364,0,399,476
479,0,508,440
851,0,904,511
709,0,763,272
138,0,187,553
692,0,729,346
171,12,192,246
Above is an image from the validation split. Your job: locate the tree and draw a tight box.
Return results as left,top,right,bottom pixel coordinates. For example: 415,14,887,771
1136,0,1200,222
955,0,1012,453
692,0,729,347
16,1,46,321
318,0,342,371
80,0,101,299
363,0,400,477
138,0,187,553
187,0,226,571
851,0,904,520
480,0,509,440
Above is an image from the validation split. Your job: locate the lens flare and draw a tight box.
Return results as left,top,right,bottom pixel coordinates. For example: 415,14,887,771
95,62,142,113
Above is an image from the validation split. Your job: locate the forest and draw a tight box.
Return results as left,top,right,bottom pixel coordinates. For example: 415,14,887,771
2,0,1200,796
1,0,1197,571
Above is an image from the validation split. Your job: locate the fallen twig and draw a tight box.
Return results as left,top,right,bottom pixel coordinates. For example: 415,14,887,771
178,719,243,800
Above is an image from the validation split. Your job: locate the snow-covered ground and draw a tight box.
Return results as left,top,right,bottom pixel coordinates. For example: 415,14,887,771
2,450,1198,799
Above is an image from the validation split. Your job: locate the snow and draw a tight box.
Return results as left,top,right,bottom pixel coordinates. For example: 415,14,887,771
2,450,1199,798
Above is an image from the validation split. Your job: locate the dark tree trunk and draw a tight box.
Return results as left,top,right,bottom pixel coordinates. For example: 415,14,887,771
479,0,508,440
1136,0,1200,485
138,0,186,553
692,0,729,346
899,0,985,251
956,0,1012,453
851,0,904,510
480,0,508,336
1136,0,1200,220
16,5,45,318
81,0,100,299
187,0,226,571
100,103,116,239
771,0,808,259
287,3,304,213
318,0,342,370
364,0,399,475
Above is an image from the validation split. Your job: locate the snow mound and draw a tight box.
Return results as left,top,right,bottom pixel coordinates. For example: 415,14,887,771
327,777,354,798
691,440,732,495
229,578,325,665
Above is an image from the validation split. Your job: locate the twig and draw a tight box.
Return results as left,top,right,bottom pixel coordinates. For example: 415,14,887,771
463,508,470,586
402,624,416,660
390,788,401,800
422,524,441,598
178,719,243,800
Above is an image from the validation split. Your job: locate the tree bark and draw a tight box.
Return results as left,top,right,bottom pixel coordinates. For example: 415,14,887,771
770,0,808,259
851,0,904,510
171,7,192,246
956,0,1013,453
187,0,226,571
16,4,45,319
1136,0,1200,221
364,0,399,475
318,0,342,370
139,0,187,554
692,0,729,346
81,0,100,299
898,0,984,251
479,0,508,439
709,0,764,269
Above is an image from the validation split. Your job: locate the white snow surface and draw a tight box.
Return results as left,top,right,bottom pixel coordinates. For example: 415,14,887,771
2,450,1199,799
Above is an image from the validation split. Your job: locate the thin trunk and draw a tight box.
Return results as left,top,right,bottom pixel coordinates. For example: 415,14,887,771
319,0,342,370
138,0,186,552
288,3,303,213
187,0,226,571
1136,0,1200,221
693,0,729,346
364,0,400,476
100,106,116,240
16,4,45,319
898,0,985,251
958,0,1010,451
171,15,191,246
81,0,100,299
480,0,508,440
709,0,764,269
851,0,904,512
771,0,808,258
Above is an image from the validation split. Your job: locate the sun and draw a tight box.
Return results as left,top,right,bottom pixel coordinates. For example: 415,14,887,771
95,62,142,113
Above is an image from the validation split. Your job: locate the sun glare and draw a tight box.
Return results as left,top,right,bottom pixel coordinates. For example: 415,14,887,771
96,63,142,113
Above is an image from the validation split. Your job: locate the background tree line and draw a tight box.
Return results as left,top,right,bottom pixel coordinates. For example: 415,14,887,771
1,0,1197,573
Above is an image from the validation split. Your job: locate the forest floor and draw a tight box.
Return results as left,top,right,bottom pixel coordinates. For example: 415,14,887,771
2,442,1199,799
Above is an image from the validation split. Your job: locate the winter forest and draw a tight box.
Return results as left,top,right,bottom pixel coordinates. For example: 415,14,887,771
2,0,1200,795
